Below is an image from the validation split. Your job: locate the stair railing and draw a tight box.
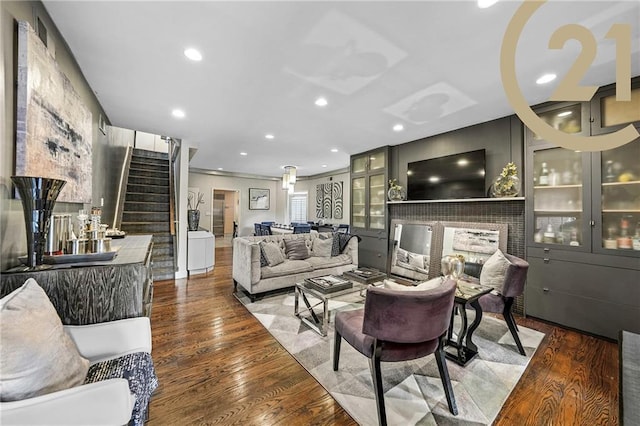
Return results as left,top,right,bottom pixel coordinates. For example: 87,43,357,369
113,145,134,230
168,138,179,238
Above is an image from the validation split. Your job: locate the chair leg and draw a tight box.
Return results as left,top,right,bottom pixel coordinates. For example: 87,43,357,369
435,335,458,415
503,299,525,355
333,330,342,371
503,310,526,355
369,341,387,426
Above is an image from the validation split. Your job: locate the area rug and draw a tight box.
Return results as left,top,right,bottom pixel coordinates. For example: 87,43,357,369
235,290,544,425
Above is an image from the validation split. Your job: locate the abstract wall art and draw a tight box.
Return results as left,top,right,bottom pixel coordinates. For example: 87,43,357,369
15,21,92,203
316,182,343,219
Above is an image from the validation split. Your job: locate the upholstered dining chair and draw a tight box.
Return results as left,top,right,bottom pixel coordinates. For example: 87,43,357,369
333,279,458,426
477,252,529,356
293,224,311,234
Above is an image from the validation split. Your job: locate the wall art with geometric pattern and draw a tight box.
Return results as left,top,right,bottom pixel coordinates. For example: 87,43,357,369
316,181,343,219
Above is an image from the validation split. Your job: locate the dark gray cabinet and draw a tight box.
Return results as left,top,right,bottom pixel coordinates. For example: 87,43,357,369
525,82,640,339
351,147,389,270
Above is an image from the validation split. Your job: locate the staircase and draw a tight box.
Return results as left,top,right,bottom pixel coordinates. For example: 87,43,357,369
120,149,175,280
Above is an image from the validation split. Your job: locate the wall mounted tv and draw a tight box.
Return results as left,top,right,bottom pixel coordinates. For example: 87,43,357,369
407,149,486,200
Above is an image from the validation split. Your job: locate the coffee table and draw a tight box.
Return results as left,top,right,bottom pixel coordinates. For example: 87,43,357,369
445,279,493,366
294,275,385,336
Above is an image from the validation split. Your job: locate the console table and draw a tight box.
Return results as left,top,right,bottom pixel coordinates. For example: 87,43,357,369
0,235,153,325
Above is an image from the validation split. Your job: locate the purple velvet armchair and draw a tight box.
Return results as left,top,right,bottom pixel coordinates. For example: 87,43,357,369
477,253,529,356
333,278,458,426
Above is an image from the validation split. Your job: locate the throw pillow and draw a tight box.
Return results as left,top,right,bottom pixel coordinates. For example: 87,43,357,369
284,238,310,260
408,252,425,269
259,241,285,267
479,249,511,293
258,243,269,267
396,248,409,264
311,237,333,258
331,233,341,257
0,278,90,402
383,277,443,292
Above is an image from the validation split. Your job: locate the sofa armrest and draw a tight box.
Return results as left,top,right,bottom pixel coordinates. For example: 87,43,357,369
232,238,261,288
64,317,152,364
0,379,134,426
346,236,359,266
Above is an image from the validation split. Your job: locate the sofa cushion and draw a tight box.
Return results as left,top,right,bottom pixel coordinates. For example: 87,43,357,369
480,248,510,293
311,237,333,258
383,277,443,291
0,278,90,402
284,238,310,260
260,241,285,267
305,254,353,269
261,259,314,279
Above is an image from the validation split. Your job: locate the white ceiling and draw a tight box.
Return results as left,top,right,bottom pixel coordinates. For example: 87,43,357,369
42,1,639,178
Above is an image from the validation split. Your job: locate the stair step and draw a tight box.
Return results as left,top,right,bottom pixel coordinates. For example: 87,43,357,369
124,201,169,213
152,234,173,245
127,184,169,195
121,222,171,234
128,176,170,186
125,192,170,204
128,167,169,180
122,211,170,223
130,160,169,172
153,244,174,257
132,149,169,161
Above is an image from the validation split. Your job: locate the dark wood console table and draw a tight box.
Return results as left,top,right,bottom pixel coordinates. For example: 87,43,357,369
1,235,153,325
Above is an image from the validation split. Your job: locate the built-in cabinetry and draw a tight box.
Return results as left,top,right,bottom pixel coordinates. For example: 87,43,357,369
525,81,640,339
188,231,215,275
0,235,154,325
351,147,389,270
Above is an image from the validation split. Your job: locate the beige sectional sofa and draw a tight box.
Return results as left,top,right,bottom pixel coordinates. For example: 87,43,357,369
232,232,358,300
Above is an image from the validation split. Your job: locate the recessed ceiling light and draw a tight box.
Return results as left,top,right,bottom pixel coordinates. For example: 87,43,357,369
240,152,248,156
457,159,469,166
171,109,185,118
477,0,499,8
265,134,274,140
393,124,404,132
429,176,440,183
217,167,223,171
557,111,572,117
322,164,328,168
330,148,338,153
184,48,202,61
536,73,557,85
315,97,328,107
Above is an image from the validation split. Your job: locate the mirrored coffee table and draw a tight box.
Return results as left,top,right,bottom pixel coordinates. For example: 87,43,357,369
294,277,384,336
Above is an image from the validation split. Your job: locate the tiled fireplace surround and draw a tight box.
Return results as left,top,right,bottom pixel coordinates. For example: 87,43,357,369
389,199,526,314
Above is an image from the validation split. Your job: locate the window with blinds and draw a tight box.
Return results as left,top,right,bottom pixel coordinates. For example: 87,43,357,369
289,192,308,223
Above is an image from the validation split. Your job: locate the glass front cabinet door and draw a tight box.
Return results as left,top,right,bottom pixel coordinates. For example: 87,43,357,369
596,139,640,255
350,147,389,234
527,145,590,250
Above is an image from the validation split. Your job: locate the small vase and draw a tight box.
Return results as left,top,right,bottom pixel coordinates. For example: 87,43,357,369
12,176,67,269
491,175,520,198
388,186,406,201
441,254,465,279
188,209,200,231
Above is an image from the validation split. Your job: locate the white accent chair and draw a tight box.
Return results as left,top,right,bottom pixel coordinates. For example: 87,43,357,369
1,317,152,426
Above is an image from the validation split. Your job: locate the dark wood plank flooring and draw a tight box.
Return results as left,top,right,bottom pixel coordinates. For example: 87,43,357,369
147,247,618,425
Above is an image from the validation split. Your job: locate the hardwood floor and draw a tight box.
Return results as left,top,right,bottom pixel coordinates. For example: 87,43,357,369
147,247,619,425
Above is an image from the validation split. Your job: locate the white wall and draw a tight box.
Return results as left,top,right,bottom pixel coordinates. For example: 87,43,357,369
188,172,284,237
294,171,350,225
188,170,351,236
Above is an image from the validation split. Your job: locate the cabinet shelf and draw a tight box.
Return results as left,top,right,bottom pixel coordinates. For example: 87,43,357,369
602,209,640,213
534,209,582,213
534,184,582,189
602,181,640,187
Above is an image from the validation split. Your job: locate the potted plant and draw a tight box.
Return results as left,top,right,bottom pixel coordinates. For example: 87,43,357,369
492,162,520,197
388,179,406,201
187,191,204,231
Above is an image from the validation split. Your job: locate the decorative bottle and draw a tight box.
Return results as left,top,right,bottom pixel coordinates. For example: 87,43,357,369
538,162,550,186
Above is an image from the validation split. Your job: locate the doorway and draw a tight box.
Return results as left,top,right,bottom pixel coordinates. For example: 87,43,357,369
211,189,239,247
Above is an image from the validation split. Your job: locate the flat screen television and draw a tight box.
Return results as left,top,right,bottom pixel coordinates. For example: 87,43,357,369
407,149,486,200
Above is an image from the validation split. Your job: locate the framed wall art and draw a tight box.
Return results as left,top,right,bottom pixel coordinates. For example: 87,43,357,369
249,188,270,210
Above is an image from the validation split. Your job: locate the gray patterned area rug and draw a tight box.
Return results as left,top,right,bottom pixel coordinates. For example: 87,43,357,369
235,290,544,425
